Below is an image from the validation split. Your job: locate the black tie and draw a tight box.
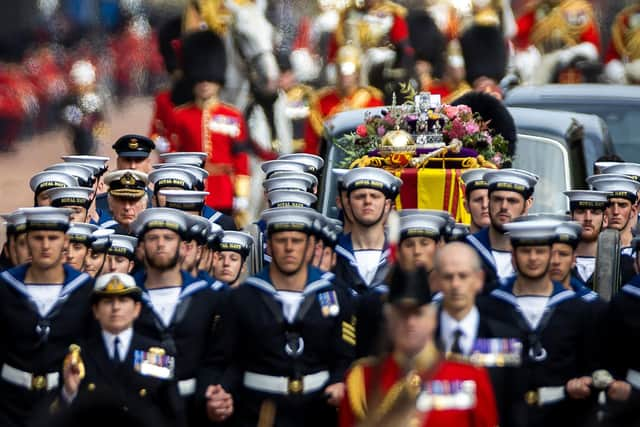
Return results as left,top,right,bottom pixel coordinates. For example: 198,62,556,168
113,337,121,362
451,329,464,355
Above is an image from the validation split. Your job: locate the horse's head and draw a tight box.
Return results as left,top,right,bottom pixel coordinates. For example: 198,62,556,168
225,0,280,96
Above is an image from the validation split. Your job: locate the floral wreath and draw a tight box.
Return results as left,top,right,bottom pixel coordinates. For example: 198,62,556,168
333,85,511,170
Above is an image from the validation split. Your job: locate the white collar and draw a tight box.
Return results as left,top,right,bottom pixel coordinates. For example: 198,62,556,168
101,327,134,362
440,306,479,355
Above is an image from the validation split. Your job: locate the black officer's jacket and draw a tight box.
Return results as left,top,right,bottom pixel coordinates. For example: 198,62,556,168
483,278,597,427
219,266,355,427
0,264,93,425
51,332,185,427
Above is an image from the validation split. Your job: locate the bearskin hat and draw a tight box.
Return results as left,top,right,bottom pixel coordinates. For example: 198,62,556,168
181,30,227,86
407,10,446,78
459,24,507,85
158,16,182,74
452,91,516,156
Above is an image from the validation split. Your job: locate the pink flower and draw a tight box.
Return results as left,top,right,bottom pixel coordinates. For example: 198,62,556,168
491,152,503,166
442,105,459,120
356,124,368,138
464,121,480,134
457,104,472,115
448,118,466,139
377,126,386,136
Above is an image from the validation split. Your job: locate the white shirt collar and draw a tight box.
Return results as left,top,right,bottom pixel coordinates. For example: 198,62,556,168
440,306,479,356
101,327,134,362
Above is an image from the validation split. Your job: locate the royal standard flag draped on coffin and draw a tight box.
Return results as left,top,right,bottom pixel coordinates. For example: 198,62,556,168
394,168,471,224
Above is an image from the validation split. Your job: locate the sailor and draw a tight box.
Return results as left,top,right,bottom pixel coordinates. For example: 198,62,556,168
60,155,110,223
102,234,137,275
586,173,640,285
604,234,640,425
340,266,498,427
94,134,155,213
0,207,93,427
397,209,450,272
44,186,93,224
159,152,207,170
158,188,237,231
129,208,228,426
549,220,600,302
83,229,115,279
278,153,325,176
65,222,98,271
461,168,491,234
97,170,149,235
563,190,610,284
211,231,255,287
1,210,30,269
213,207,354,426
148,167,196,207
333,167,401,294
465,169,538,291
45,163,96,189
482,218,598,427
54,272,185,427
179,214,212,279
29,171,78,207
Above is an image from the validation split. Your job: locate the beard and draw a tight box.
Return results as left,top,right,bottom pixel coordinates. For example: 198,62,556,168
490,215,507,233
146,250,180,271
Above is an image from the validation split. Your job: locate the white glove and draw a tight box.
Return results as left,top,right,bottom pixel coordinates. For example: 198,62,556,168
154,136,171,154
233,197,250,211
558,42,599,67
604,59,627,84
625,59,640,83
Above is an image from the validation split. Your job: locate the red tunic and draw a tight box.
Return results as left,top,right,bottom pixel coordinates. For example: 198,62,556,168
149,90,175,150
340,354,498,427
172,102,249,211
303,87,384,154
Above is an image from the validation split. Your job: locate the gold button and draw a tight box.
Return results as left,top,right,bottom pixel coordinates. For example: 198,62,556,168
525,390,539,406
88,383,96,392
139,388,147,397
288,379,303,394
32,376,46,391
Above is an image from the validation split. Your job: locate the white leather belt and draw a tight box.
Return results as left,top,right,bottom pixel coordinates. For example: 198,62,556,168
525,386,565,406
243,370,329,395
178,378,197,397
1,363,59,391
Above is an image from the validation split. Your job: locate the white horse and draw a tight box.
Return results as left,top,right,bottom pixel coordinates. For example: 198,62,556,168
220,0,285,221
